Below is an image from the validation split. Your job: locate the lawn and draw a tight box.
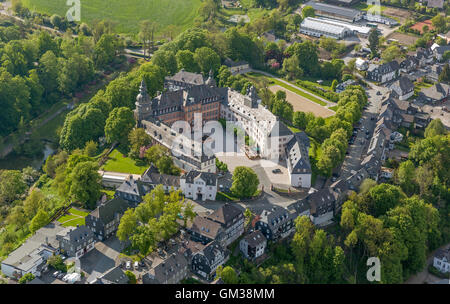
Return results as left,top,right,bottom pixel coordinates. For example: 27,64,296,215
22,0,202,35
57,208,88,227
245,72,329,106
101,149,148,174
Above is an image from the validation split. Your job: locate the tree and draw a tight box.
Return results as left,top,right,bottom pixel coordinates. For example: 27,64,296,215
282,56,303,80
23,189,46,219
230,166,259,198
47,255,66,271
364,184,404,217
293,111,308,130
117,209,137,242
18,273,35,284
218,266,238,284
128,128,151,159
194,47,221,75
151,50,177,75
431,14,446,33
94,34,120,68
0,170,27,205
125,270,137,284
145,145,180,175
30,209,50,234
396,160,416,195
425,119,446,138
50,14,62,29
368,29,380,57
139,20,158,60
381,45,402,63
68,161,102,209
176,50,199,72
302,6,315,18
84,140,98,157
104,107,135,146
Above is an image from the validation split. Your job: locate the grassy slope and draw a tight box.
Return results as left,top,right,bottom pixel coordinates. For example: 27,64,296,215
101,149,147,174
22,0,202,35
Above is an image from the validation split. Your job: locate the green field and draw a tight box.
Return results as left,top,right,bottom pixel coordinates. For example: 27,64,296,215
57,207,89,227
101,149,148,174
22,0,202,35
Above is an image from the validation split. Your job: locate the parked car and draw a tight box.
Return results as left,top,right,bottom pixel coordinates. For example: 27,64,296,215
62,274,70,282
53,271,61,278
365,130,370,135
272,169,282,174
366,134,370,140
57,272,65,279
126,261,131,270
376,91,381,95
134,261,139,270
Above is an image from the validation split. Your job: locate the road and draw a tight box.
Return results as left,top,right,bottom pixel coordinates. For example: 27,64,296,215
329,81,389,182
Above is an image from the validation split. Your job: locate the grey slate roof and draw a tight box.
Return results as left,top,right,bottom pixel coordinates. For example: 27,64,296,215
268,120,294,138
141,165,180,187
181,170,217,186
242,230,266,247
389,76,414,95
435,45,450,55
97,266,129,284
116,175,147,197
306,189,335,216
286,132,312,175
435,248,450,261
206,203,243,226
368,61,400,75
89,197,129,223
165,70,205,86
56,225,93,243
258,206,293,228
143,253,188,284
202,240,226,263
188,216,223,240
421,83,450,100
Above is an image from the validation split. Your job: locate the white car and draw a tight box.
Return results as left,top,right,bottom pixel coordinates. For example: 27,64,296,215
126,261,131,270
62,274,70,282
134,261,139,270
53,271,60,278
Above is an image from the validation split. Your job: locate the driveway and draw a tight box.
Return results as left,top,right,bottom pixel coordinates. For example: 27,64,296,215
81,237,123,283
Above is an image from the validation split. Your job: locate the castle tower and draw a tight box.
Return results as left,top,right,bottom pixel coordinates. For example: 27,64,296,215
247,85,260,108
205,70,217,87
134,79,152,126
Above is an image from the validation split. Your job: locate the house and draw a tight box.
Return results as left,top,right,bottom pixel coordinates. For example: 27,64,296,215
180,171,217,201
355,58,368,71
185,216,225,245
91,266,129,284
428,64,443,82
140,165,181,192
389,77,415,100
299,17,352,39
414,112,431,129
420,83,450,102
164,69,205,92
206,203,244,246
361,154,382,181
400,56,419,73
254,206,295,241
224,58,250,75
433,247,450,273
239,230,267,261
415,48,434,67
85,197,130,241
367,61,400,83
438,31,450,44
434,45,450,61
285,132,312,188
191,241,228,280
114,175,148,206
380,167,394,179
336,79,357,93
56,225,95,259
306,189,335,226
1,223,64,279
143,253,188,284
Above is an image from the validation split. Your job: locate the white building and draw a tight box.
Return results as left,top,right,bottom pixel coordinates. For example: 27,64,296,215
221,87,294,159
239,230,267,261
433,248,450,273
285,132,312,188
356,58,368,71
180,171,217,201
300,17,351,39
